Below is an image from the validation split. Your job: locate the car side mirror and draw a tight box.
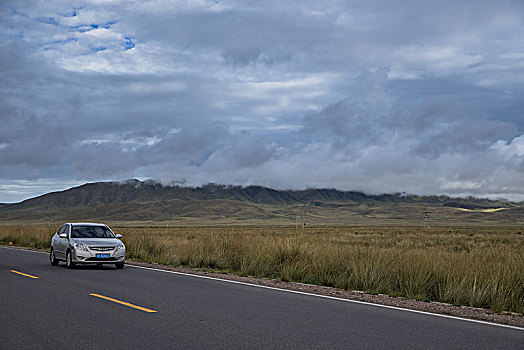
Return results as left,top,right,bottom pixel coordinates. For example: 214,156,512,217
115,234,123,238
59,233,67,238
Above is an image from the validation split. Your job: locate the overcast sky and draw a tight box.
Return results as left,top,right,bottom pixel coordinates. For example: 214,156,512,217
1,0,523,203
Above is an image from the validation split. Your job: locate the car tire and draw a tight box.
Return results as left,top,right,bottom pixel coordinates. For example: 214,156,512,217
66,250,76,269
50,249,59,266
115,262,124,269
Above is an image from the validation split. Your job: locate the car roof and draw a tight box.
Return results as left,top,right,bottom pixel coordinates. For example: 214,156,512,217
67,222,108,226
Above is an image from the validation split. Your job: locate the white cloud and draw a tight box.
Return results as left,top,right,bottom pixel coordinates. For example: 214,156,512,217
492,135,524,158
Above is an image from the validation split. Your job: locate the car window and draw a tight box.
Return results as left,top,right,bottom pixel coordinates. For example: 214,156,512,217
58,225,66,235
71,226,115,239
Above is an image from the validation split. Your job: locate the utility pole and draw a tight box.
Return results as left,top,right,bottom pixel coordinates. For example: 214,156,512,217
421,209,432,229
302,200,312,231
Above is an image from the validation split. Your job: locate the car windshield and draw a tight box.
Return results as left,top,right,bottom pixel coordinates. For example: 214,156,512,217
71,225,115,239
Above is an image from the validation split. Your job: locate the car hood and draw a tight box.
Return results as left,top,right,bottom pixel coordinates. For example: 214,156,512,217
72,238,122,247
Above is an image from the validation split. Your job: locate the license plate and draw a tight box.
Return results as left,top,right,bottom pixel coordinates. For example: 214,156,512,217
96,253,110,258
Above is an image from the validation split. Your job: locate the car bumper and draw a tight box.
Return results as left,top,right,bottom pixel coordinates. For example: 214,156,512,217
72,249,125,264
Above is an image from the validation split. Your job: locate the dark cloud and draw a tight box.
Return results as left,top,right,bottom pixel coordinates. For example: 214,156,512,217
303,69,518,157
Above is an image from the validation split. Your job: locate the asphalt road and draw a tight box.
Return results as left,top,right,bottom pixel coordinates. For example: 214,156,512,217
1,247,522,349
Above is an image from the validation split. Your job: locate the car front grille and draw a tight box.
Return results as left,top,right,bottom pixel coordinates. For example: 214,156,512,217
89,246,115,251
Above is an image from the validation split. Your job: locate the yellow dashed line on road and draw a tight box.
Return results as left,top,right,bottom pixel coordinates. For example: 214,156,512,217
10,270,39,279
90,293,157,313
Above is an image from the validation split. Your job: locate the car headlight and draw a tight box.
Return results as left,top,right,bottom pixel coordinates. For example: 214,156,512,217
115,243,125,251
74,242,89,252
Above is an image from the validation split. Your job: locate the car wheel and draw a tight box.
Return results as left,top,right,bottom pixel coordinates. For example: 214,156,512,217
115,262,124,269
50,249,59,266
66,250,76,269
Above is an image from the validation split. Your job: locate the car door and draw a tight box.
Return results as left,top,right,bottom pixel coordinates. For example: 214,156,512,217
55,225,68,259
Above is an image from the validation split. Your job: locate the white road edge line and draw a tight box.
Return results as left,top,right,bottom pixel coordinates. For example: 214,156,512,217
128,264,524,332
2,246,522,331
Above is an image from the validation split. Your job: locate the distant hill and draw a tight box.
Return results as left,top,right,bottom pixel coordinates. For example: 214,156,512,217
0,179,522,225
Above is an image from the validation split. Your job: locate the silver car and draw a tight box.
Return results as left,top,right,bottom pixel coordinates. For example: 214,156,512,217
50,223,125,269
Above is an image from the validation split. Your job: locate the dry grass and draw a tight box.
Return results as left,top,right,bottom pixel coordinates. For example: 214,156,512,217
1,225,522,313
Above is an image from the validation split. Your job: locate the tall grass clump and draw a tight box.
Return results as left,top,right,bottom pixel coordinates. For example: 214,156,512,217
0,225,56,249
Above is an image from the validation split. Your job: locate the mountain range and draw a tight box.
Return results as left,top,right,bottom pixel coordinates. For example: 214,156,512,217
0,179,522,225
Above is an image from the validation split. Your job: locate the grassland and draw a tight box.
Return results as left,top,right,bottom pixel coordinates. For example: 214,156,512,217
1,225,522,314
